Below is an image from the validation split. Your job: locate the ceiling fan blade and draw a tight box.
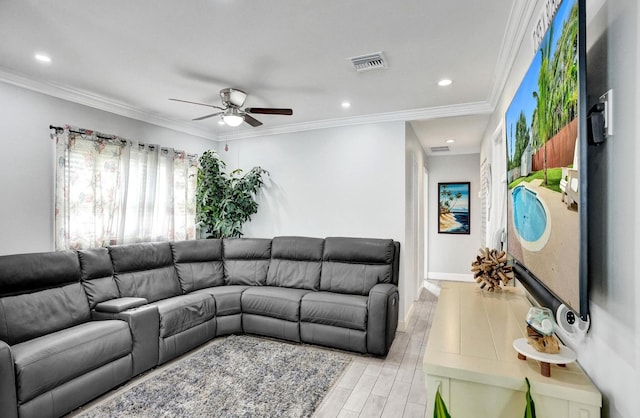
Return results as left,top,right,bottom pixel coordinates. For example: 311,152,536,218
169,98,224,110
193,112,222,121
244,114,263,127
245,107,293,116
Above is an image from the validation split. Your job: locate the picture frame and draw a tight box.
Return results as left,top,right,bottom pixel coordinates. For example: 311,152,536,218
438,182,470,234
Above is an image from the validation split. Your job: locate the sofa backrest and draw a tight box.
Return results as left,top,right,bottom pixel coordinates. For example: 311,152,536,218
320,237,397,295
170,239,225,293
0,250,90,345
78,247,119,309
109,242,181,302
223,238,271,286
267,236,324,290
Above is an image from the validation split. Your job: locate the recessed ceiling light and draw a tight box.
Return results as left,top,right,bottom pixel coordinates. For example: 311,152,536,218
35,53,51,63
341,101,351,109
446,139,456,143
438,79,452,87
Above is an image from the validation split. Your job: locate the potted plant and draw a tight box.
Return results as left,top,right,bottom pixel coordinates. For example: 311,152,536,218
196,150,269,238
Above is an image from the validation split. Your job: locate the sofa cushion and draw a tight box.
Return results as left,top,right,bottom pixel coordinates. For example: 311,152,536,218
320,237,395,295
109,242,181,303
78,247,119,309
12,320,131,403
148,293,216,338
242,287,310,322
171,240,225,293
301,292,368,331
192,285,248,316
0,250,80,298
323,237,395,264
266,236,323,290
0,250,90,345
223,238,271,286
0,283,90,346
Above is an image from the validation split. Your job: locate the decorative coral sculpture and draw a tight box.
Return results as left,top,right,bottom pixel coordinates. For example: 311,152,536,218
471,247,513,291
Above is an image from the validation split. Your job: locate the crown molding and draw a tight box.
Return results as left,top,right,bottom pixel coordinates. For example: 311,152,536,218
486,0,540,109
0,67,217,141
217,101,494,142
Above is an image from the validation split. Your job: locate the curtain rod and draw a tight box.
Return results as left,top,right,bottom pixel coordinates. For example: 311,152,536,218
49,125,198,159
49,124,115,141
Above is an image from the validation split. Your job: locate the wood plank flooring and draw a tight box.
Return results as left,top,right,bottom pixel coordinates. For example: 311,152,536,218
314,283,438,418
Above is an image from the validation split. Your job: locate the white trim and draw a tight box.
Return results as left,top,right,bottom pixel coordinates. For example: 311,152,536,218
492,119,505,144
487,0,540,109
427,272,475,282
217,101,493,141
0,67,217,141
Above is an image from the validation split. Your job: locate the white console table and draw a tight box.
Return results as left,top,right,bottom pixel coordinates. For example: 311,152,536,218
423,281,601,418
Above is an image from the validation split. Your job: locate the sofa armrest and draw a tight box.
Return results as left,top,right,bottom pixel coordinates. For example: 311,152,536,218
95,297,148,313
0,340,18,418
367,283,399,356
92,305,160,376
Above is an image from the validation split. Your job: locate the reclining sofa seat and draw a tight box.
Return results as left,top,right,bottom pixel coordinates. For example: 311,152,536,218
0,251,134,418
171,239,244,336
108,242,216,365
300,237,400,355
78,247,159,376
0,236,400,418
241,236,322,342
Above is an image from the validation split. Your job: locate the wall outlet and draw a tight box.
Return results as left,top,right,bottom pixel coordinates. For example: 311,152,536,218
599,89,613,136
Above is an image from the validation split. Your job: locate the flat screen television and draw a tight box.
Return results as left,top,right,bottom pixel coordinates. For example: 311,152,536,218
505,0,588,320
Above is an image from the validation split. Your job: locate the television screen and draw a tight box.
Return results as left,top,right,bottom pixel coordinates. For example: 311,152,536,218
505,0,588,319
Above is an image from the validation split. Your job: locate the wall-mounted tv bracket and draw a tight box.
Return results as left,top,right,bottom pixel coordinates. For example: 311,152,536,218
588,89,613,145
556,304,590,343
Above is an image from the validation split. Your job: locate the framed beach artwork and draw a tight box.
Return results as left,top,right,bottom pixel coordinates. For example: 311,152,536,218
438,182,470,234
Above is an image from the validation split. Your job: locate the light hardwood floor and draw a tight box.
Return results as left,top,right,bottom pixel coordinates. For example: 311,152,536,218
313,283,438,418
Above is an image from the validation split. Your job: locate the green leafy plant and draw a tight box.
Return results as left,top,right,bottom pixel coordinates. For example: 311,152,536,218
524,377,537,418
196,150,269,238
434,387,451,418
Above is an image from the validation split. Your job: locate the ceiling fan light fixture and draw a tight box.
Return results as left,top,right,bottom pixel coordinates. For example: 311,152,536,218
222,107,244,127
220,88,247,107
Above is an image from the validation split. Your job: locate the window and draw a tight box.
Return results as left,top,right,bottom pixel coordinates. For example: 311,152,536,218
54,126,197,250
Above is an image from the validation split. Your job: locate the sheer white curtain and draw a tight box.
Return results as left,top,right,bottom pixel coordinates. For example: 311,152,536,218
55,126,197,250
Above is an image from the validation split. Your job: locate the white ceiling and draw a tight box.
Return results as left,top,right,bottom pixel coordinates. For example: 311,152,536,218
0,0,525,154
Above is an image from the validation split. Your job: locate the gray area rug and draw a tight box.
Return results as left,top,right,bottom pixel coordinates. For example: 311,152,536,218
78,335,351,418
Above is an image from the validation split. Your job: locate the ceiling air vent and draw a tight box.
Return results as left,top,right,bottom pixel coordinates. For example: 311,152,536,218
430,146,450,153
349,52,388,72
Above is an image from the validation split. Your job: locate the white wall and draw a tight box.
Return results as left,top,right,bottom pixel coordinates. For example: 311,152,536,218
405,123,428,318
480,0,640,416
218,122,413,318
425,153,481,281
0,81,215,256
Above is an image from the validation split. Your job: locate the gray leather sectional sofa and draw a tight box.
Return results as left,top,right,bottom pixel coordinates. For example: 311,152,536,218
0,236,400,418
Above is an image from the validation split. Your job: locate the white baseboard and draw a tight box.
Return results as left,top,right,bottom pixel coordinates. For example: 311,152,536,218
397,302,415,332
427,272,474,282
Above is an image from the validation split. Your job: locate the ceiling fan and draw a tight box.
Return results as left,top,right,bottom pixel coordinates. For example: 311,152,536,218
170,88,293,127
